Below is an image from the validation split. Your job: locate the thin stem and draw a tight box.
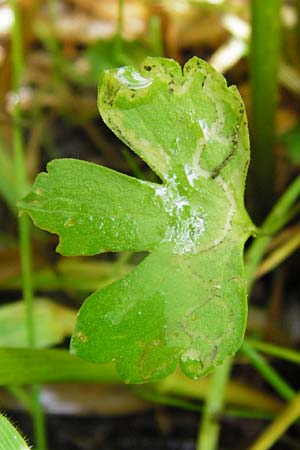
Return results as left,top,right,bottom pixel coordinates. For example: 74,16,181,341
31,385,47,450
241,341,295,402
18,216,35,345
10,1,47,448
197,358,232,450
117,0,124,38
6,386,33,413
250,0,282,220
149,15,163,56
121,148,144,179
0,137,18,212
134,386,275,420
248,391,300,450
245,176,300,290
114,0,124,54
246,339,300,365
7,385,46,447
255,232,300,278
297,0,300,63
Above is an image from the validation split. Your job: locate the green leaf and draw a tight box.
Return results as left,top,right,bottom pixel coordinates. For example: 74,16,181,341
0,413,30,450
280,123,300,165
85,38,152,84
0,299,76,348
2,258,133,292
0,348,119,385
19,56,254,383
19,159,167,255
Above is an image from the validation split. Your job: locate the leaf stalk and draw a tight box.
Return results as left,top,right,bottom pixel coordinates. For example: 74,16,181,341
10,0,47,448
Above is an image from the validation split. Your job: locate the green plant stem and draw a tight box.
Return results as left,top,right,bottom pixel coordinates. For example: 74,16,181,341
6,385,34,413
241,341,295,402
121,148,144,179
10,1,47,449
197,358,232,450
255,232,300,278
245,176,300,291
0,348,120,384
248,391,300,450
149,15,163,56
114,0,124,54
6,386,46,447
297,0,300,62
155,374,283,414
0,138,18,213
134,386,275,420
247,339,300,364
18,217,35,345
250,0,282,219
117,0,124,37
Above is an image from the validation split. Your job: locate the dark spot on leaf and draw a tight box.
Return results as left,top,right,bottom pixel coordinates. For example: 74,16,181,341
144,65,152,71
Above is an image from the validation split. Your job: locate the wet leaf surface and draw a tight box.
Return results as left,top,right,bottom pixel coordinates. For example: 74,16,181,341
19,57,254,383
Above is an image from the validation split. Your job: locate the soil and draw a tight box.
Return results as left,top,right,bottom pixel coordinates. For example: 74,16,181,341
8,407,300,450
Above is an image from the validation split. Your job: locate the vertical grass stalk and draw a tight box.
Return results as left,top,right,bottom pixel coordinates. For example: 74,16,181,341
250,0,282,220
114,0,124,55
245,176,300,291
10,1,47,448
297,0,300,61
248,391,300,450
246,339,300,364
241,341,295,401
197,358,232,450
149,15,163,56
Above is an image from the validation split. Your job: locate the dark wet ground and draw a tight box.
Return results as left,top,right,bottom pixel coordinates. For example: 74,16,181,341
8,407,300,450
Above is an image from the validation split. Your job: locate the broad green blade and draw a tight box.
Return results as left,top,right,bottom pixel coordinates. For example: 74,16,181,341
71,240,247,383
19,57,254,383
0,299,75,348
2,258,132,292
0,413,29,450
0,348,119,385
19,159,168,255
98,56,249,197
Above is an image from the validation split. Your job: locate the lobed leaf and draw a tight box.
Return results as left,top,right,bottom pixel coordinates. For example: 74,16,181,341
19,159,168,255
19,57,254,383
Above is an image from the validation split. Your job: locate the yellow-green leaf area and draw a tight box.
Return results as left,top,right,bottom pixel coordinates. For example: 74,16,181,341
0,414,30,450
19,56,254,383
